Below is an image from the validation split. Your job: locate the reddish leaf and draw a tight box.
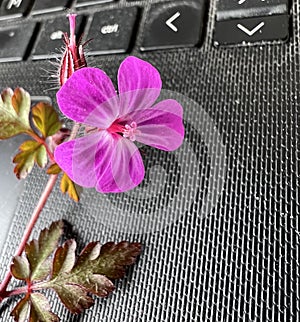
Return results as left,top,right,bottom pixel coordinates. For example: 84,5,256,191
29,293,59,322
11,256,30,281
25,221,64,281
11,296,31,322
43,241,141,314
94,241,143,279
51,240,76,278
11,293,59,322
51,282,94,315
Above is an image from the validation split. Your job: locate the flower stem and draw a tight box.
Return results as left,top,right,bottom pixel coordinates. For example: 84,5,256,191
70,122,81,139
0,122,81,301
0,174,58,300
1,285,28,298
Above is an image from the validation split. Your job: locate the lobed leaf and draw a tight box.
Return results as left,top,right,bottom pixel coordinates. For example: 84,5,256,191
11,296,31,322
74,242,101,269
0,88,31,139
10,220,141,319
51,282,94,315
25,221,64,281
13,141,47,179
29,293,59,322
44,241,141,314
60,173,81,202
92,241,143,279
12,293,59,322
11,256,30,281
51,240,76,278
32,103,61,138
11,88,31,128
47,242,113,314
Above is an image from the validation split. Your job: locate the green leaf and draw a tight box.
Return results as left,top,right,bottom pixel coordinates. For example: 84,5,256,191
32,103,61,138
60,173,81,202
11,256,30,281
25,221,64,281
0,88,31,139
47,164,62,175
13,141,47,179
11,296,31,322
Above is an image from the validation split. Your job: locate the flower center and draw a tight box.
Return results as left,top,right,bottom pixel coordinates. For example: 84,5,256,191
122,122,140,141
107,121,140,141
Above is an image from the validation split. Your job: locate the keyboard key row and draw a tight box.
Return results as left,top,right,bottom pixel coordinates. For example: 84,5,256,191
0,1,117,20
0,22,36,62
0,1,207,62
214,0,290,45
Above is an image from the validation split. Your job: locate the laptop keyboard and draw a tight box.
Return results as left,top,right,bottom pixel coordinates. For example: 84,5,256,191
0,0,208,63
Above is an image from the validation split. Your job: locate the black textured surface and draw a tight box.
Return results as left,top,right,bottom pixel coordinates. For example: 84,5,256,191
0,0,299,321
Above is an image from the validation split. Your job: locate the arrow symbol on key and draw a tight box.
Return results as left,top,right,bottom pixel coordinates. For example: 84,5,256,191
166,12,181,32
237,22,265,36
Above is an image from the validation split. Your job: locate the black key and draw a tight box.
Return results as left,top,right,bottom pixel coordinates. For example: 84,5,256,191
0,0,32,20
217,0,289,21
214,14,289,46
32,0,72,15
75,0,115,8
141,0,207,51
32,15,85,60
0,23,36,62
86,7,138,55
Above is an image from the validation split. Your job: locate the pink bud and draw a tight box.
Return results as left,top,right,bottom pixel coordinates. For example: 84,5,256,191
59,14,87,87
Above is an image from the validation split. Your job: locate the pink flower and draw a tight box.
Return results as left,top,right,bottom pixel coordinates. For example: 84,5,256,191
54,56,184,193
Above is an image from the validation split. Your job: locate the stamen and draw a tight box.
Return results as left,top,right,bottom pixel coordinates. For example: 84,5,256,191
123,122,140,141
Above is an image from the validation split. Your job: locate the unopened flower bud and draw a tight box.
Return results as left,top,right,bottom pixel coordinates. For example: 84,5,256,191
59,14,87,87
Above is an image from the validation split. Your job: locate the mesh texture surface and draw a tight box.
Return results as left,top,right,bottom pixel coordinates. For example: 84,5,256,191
0,0,299,321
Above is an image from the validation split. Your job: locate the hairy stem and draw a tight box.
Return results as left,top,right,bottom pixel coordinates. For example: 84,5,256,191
1,285,28,298
0,122,80,301
0,174,58,300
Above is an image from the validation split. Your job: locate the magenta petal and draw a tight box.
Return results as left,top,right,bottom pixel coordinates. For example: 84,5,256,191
118,56,162,93
55,131,145,193
54,133,102,187
133,99,184,151
54,140,76,182
57,67,118,128
117,57,162,115
95,136,145,193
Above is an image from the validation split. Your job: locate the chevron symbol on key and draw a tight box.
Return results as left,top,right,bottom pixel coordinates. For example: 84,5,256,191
237,22,265,36
166,12,181,32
